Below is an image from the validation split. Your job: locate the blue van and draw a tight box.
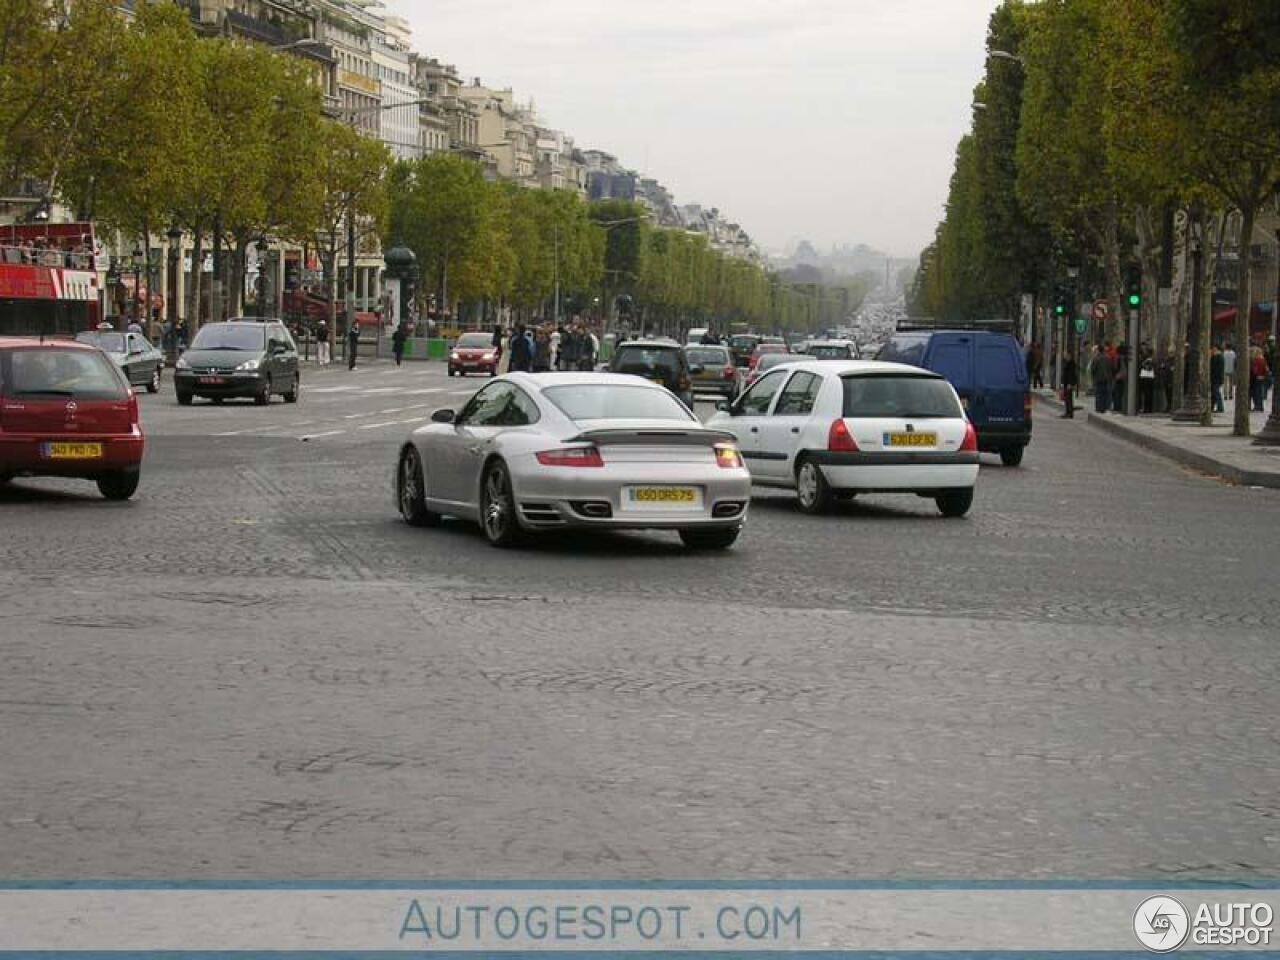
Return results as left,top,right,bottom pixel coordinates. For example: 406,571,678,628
877,329,1031,465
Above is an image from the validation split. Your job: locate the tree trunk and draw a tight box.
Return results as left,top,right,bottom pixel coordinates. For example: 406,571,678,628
1103,204,1124,345
229,232,249,319
1233,201,1256,436
1135,206,1160,347
189,227,204,332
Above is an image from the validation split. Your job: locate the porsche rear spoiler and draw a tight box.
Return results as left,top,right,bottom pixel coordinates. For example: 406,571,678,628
568,428,737,447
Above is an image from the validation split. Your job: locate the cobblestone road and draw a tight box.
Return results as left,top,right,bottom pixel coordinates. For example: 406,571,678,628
2,361,1277,881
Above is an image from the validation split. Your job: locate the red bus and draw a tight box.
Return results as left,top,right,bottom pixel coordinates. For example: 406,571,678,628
0,222,103,336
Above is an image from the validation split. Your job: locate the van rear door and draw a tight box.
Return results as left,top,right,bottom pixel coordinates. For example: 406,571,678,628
975,336,1028,429
926,334,976,418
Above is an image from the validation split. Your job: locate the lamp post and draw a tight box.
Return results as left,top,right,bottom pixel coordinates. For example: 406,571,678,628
166,227,181,349
1172,234,1205,421
131,244,143,328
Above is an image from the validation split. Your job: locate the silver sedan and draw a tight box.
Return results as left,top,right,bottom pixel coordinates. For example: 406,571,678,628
394,372,752,549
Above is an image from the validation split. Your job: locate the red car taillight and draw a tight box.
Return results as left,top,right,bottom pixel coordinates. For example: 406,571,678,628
723,365,736,380
128,392,140,429
714,443,744,469
959,422,978,452
678,374,690,390
828,419,858,452
535,446,604,468
748,355,760,370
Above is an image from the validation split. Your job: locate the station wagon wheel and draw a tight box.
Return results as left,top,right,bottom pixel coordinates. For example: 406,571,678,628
254,375,271,405
147,366,161,393
398,446,439,527
480,460,522,547
795,456,832,514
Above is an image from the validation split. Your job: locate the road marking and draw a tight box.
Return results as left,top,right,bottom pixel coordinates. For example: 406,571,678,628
342,412,374,419
358,387,401,395
357,420,401,430
212,425,284,437
402,388,446,395
309,386,359,394
299,429,345,440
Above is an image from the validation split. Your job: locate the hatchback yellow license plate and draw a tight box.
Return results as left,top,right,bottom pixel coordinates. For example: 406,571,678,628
46,442,103,460
886,432,937,447
628,486,697,504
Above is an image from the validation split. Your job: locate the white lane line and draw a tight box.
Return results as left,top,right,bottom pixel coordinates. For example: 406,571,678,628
378,407,410,415
342,412,374,420
309,386,360,394
212,425,283,437
357,420,401,430
299,429,345,440
402,388,446,395
396,417,427,424
358,387,401,395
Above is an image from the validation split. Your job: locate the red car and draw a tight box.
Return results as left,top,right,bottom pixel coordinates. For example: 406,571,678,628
748,341,788,371
0,337,145,500
448,331,499,377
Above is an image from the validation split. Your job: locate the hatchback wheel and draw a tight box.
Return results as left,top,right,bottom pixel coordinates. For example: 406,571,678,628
936,487,974,518
679,526,740,550
398,447,440,528
147,367,161,393
254,376,271,405
284,375,300,403
480,460,522,547
795,456,832,514
97,468,140,501
176,390,193,406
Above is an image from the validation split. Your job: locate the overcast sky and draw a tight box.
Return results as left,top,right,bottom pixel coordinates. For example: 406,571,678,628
388,0,994,259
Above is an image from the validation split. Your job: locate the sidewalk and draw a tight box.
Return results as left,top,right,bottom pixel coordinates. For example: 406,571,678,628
1034,389,1280,489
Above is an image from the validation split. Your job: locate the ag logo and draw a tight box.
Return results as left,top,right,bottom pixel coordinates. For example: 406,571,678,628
1134,896,1190,952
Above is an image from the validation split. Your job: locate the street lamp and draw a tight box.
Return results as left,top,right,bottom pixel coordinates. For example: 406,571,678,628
272,37,326,53
988,49,1025,66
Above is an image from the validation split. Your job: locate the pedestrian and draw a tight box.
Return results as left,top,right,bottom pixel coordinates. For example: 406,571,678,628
1026,342,1044,390
559,324,579,371
584,328,599,370
392,323,407,367
174,320,188,354
315,319,329,365
1157,351,1174,412
1223,342,1237,400
491,323,505,367
1249,345,1269,412
1089,344,1114,414
532,325,552,372
508,323,533,373
1265,336,1278,408
127,316,144,335
1139,355,1156,414
1060,354,1078,419
1209,345,1225,413
550,325,563,369
1113,343,1129,413
346,319,360,370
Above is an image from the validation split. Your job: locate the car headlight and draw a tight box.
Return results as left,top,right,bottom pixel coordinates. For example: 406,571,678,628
235,358,260,372
450,352,460,361
482,352,495,360
175,356,190,370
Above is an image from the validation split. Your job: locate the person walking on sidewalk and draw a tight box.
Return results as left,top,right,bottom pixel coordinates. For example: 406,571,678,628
1060,355,1078,419
1249,345,1269,411
1223,342,1237,400
1139,353,1156,413
346,319,360,370
1210,345,1225,413
1090,344,1114,414
391,323,407,367
315,320,329,365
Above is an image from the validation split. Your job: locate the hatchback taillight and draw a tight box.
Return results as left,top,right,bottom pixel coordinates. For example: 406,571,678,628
723,366,736,380
828,419,858,452
959,422,978,452
128,392,140,428
535,446,604,468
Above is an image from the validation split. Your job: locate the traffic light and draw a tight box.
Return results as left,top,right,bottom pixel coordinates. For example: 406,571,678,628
1125,264,1142,309
1053,286,1067,318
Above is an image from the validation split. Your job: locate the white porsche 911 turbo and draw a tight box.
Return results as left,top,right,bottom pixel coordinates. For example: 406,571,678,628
394,372,752,549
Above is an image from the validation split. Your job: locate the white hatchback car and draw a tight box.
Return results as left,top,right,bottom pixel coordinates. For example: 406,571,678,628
706,360,980,516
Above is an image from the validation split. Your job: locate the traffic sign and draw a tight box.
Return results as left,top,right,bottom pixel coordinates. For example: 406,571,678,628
1091,299,1109,322
1075,315,1087,334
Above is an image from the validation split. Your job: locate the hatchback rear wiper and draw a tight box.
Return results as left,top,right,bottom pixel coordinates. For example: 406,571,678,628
14,389,76,396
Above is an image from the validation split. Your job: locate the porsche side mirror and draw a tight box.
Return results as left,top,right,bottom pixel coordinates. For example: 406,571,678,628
431,408,456,424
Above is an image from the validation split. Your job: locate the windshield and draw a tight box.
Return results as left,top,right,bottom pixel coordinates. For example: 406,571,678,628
614,346,681,375
189,324,266,352
1,347,128,400
74,332,125,353
543,384,695,422
456,333,492,348
759,353,799,371
685,347,729,366
809,344,854,359
841,374,962,418
729,336,758,350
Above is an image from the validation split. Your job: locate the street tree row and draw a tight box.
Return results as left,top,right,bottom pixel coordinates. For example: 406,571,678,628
910,0,1279,436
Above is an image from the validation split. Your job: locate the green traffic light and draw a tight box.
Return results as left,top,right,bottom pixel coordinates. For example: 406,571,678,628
1127,294,1140,307
1055,304,1065,316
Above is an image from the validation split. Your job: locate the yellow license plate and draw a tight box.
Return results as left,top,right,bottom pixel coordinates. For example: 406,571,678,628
630,487,696,503
47,442,103,459
886,432,937,447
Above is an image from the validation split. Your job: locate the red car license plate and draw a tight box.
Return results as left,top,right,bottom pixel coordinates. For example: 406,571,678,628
199,376,225,384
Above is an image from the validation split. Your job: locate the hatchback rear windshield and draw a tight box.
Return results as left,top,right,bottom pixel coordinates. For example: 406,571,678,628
729,336,758,350
685,347,729,366
758,353,799,371
809,344,854,359
456,333,492,348
190,324,266,351
0,347,128,400
614,346,680,374
75,331,125,353
543,384,694,422
841,374,962,418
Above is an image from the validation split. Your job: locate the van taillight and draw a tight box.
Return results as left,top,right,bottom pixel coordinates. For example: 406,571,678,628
959,422,978,452
828,419,858,452
1024,391,1032,418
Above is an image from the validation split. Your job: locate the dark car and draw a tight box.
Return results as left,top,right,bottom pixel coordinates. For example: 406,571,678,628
609,339,695,408
75,329,164,393
173,319,300,406
728,333,761,368
878,329,1031,465
0,337,145,499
